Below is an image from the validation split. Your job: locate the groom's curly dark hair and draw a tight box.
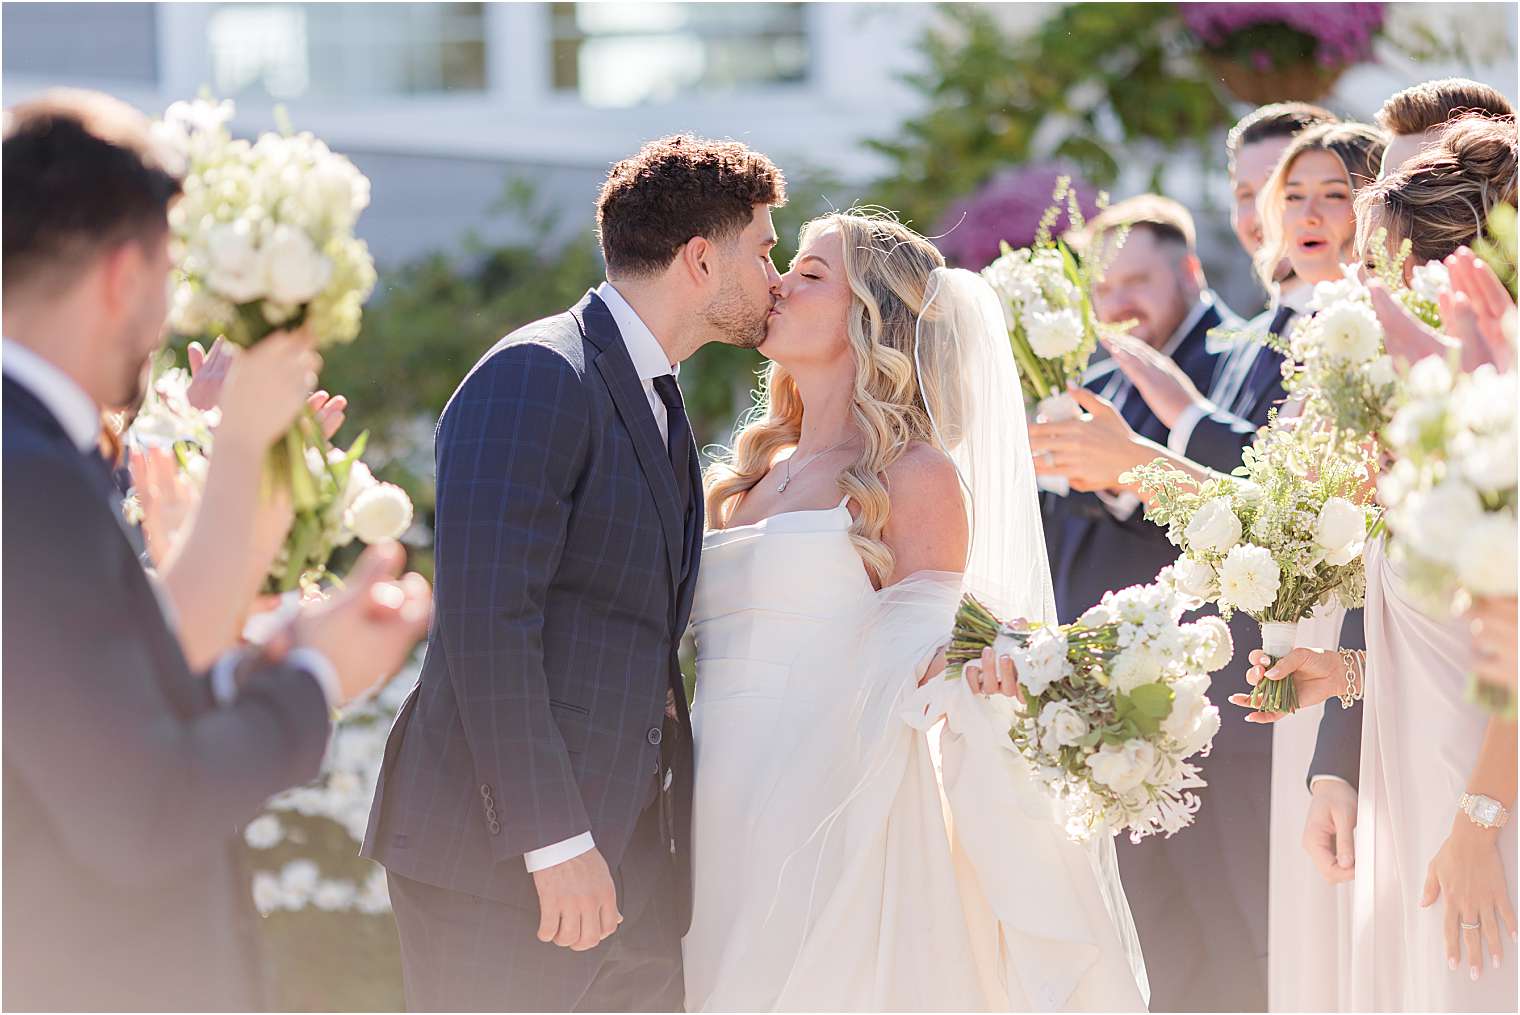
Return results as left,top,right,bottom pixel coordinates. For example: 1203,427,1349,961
597,134,786,277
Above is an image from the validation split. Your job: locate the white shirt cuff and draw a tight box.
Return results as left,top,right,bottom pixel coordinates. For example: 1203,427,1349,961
286,647,342,708
209,652,240,706
524,832,596,873
1168,402,1210,455
1310,774,1355,794
1095,490,1142,522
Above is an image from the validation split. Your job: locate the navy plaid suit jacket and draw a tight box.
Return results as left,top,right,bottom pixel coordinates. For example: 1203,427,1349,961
363,291,700,928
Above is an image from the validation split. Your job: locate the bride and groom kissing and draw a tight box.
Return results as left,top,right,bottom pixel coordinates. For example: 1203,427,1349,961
364,134,1148,1012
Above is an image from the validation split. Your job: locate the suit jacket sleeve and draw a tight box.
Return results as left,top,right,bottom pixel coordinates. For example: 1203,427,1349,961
432,343,593,861
1306,608,1367,790
1184,412,1260,474
1,453,332,888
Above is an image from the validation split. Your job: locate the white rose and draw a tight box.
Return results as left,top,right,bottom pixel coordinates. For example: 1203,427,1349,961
313,879,358,912
1463,431,1519,493
1110,644,1164,693
1404,479,1486,566
345,482,415,544
1014,628,1069,696
1038,700,1090,753
1185,498,1243,555
280,859,321,896
1088,739,1157,794
1410,261,1450,305
1077,603,1116,629
1455,511,1519,597
1161,673,1208,739
261,224,333,305
1186,616,1234,671
1315,497,1367,555
1171,555,1218,600
204,221,266,303
1025,307,1084,359
1217,544,1281,615
1406,354,1454,400
1315,300,1382,364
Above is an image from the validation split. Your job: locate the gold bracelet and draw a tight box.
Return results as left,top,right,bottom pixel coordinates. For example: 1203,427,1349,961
1336,649,1365,709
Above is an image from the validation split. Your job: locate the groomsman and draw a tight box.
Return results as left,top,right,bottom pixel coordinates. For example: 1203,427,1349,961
2,90,431,1010
1031,196,1275,1013
1376,77,1514,177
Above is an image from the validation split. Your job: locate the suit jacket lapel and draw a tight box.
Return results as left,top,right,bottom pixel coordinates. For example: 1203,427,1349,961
572,292,685,588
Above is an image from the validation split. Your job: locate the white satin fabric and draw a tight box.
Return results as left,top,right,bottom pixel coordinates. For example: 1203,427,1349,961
1268,604,1353,1012
1350,538,1517,1011
682,502,1147,1011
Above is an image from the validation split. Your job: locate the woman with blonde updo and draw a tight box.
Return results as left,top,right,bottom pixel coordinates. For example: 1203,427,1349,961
683,210,1148,1011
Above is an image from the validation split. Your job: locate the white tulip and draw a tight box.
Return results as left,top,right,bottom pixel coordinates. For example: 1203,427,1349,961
345,482,415,544
1315,497,1367,554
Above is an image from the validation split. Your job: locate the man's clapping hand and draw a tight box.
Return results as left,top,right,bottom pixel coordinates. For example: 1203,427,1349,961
265,541,432,706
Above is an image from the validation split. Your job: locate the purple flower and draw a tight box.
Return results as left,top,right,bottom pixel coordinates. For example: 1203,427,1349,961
1182,3,1385,68
934,163,1099,270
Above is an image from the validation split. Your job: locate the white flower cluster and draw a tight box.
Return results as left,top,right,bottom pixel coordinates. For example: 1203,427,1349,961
1278,266,1401,439
1381,358,1518,614
1131,424,1376,625
245,662,419,915
157,97,377,347
297,446,415,553
1000,581,1232,843
984,246,1086,360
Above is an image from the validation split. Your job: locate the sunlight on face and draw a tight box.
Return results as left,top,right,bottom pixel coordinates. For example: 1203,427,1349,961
1232,136,1293,259
1280,150,1356,286
760,225,853,371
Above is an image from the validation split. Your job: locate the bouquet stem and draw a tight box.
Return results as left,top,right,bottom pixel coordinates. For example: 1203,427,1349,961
1248,620,1300,714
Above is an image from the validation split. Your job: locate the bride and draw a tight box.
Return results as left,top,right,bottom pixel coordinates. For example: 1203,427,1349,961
682,210,1149,1011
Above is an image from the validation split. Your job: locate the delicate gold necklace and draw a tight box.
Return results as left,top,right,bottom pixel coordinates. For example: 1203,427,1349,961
777,438,853,494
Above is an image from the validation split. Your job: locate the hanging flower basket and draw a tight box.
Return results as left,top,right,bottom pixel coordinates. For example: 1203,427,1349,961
1202,53,1349,105
1183,3,1385,106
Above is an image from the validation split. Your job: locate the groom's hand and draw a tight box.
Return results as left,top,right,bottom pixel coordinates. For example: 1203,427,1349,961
533,847,622,951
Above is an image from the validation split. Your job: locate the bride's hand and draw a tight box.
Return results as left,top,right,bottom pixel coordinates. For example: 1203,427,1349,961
963,646,1023,701
1228,647,1345,722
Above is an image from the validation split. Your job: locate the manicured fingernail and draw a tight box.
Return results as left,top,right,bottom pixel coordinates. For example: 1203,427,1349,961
1470,965,1480,981
1493,955,1501,969
1449,957,1458,970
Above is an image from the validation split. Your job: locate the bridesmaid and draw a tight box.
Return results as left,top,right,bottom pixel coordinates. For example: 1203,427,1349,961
1247,119,1387,1013
1237,130,1519,1006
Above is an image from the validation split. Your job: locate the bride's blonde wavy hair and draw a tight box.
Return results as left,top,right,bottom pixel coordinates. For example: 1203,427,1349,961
704,208,945,585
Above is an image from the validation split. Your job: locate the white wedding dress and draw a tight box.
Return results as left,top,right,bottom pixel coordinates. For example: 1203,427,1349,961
680,498,1149,1011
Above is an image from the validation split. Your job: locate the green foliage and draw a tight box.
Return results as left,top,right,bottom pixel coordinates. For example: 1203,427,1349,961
868,4,1233,230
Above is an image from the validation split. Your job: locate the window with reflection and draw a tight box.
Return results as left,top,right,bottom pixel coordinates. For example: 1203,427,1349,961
208,3,486,99
550,2,809,108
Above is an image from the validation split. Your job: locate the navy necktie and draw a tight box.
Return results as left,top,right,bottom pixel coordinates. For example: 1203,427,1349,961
652,374,693,520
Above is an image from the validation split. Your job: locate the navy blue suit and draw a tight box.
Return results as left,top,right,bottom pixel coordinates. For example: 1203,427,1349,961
1043,301,1276,1012
2,376,332,1011
364,291,701,1011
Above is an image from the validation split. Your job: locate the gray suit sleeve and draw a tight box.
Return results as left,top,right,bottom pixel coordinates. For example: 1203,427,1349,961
2,454,332,888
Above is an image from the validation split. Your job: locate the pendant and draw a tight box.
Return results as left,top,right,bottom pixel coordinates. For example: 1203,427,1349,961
776,476,791,494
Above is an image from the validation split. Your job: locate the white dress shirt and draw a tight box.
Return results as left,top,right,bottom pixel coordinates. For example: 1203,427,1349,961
523,283,680,875
2,339,342,709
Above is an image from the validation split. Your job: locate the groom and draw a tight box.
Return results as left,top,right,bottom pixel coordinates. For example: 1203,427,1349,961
364,135,786,1011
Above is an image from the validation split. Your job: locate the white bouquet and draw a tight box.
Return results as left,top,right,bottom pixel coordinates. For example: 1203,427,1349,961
981,178,1109,420
1380,357,1516,612
126,361,412,591
154,96,378,568
948,579,1233,843
1125,423,1379,713
1271,238,1444,442
1382,357,1517,716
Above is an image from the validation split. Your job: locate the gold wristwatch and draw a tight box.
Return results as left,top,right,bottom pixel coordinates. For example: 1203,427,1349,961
1459,792,1510,829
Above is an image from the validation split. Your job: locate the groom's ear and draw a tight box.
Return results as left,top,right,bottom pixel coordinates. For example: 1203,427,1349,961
679,235,718,287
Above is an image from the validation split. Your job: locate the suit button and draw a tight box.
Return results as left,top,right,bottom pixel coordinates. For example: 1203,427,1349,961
647,727,663,746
